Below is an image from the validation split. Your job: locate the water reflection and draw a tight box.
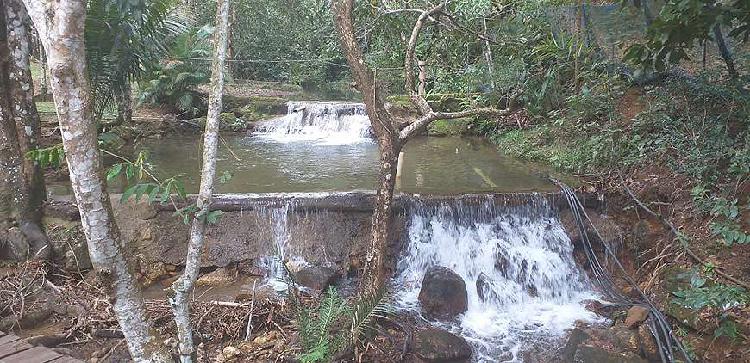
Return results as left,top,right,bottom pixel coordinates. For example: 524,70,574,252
132,134,553,194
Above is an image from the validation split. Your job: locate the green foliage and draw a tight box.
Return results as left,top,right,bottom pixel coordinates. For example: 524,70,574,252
692,186,750,246
101,150,227,227
295,287,390,363
86,0,187,120
138,25,212,118
623,0,749,75
26,144,66,168
672,272,748,310
296,287,351,363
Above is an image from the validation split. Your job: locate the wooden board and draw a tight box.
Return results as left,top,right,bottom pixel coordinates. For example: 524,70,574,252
0,339,32,360
0,346,60,363
0,333,83,363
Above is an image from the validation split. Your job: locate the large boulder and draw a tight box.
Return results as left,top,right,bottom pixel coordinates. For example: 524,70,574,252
418,266,468,320
413,327,472,363
290,266,338,291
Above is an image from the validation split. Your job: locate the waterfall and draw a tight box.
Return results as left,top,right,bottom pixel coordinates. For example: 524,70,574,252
394,195,600,362
256,201,294,291
253,101,373,145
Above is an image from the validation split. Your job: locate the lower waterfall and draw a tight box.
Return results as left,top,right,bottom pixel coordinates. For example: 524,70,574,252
394,195,600,362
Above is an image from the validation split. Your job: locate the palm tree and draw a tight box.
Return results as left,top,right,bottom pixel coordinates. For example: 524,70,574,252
85,0,188,123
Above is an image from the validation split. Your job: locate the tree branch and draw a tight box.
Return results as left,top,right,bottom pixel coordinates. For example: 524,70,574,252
332,0,396,138
399,107,510,141
404,4,443,116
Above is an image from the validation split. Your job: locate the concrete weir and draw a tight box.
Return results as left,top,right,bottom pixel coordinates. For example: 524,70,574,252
83,192,564,275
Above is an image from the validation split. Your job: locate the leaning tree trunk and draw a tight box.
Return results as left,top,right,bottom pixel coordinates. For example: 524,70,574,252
333,0,510,294
332,0,402,295
713,24,738,79
169,0,230,361
20,0,170,361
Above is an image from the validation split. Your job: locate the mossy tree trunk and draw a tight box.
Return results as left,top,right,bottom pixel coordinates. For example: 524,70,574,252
20,0,170,361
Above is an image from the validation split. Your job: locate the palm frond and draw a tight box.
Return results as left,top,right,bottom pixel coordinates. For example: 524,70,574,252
349,287,392,347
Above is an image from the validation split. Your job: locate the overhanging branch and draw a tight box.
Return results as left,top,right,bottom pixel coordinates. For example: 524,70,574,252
399,107,511,141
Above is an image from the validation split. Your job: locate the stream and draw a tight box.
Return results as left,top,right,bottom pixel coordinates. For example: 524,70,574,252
61,102,599,362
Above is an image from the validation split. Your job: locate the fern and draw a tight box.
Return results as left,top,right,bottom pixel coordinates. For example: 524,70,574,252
350,287,391,348
294,286,392,362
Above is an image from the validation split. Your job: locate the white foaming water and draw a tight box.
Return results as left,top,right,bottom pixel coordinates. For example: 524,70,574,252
395,196,600,362
256,202,294,292
253,101,373,145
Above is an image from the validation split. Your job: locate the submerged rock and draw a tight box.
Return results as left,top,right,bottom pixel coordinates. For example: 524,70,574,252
291,266,338,291
418,266,468,320
476,272,496,302
413,327,472,363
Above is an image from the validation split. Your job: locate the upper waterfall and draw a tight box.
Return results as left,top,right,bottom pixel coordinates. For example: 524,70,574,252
253,101,373,145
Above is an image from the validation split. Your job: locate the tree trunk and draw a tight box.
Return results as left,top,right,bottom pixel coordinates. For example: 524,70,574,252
333,0,510,294
333,0,401,294
5,0,46,216
20,1,170,361
363,137,400,294
115,81,133,124
481,18,494,90
169,0,230,361
37,39,47,98
0,5,27,260
713,24,738,79
1,0,48,260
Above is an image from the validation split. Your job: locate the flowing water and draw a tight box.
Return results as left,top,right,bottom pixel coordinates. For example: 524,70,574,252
394,195,600,362
253,101,372,144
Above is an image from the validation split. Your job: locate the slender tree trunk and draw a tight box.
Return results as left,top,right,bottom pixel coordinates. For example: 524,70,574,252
37,39,47,98
333,0,510,294
481,18,494,90
169,0,230,361
364,137,399,293
333,0,402,295
115,81,133,124
20,1,170,361
713,24,738,79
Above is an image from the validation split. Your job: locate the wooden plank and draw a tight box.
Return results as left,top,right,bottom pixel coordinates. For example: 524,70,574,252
49,356,84,363
1,346,61,363
0,340,31,359
0,335,20,347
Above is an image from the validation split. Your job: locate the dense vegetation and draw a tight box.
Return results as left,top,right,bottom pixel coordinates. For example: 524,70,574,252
2,0,749,361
